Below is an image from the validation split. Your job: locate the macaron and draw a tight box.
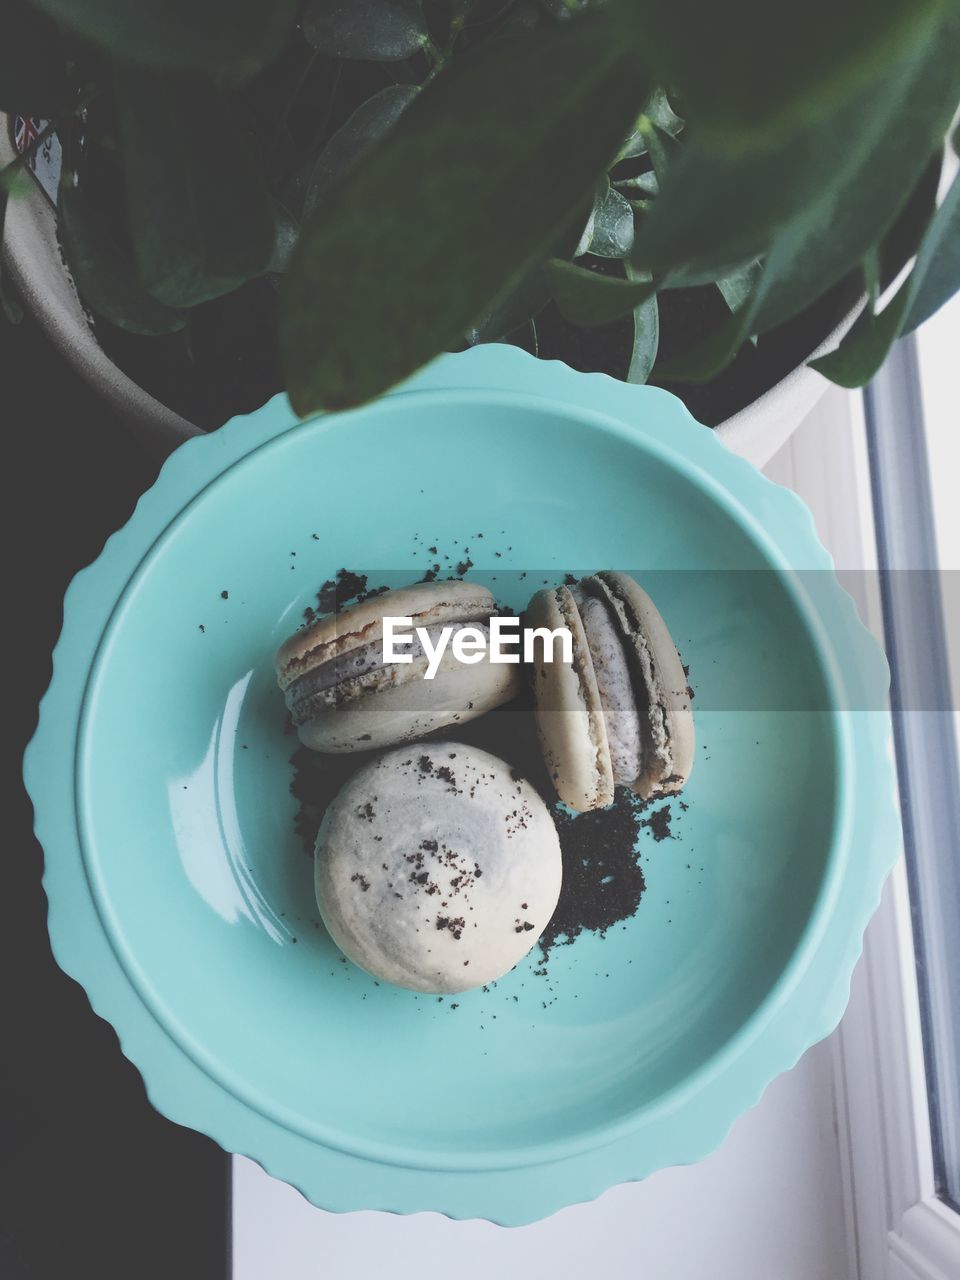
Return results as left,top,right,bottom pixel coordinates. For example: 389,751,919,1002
314,743,563,993
276,580,520,752
526,571,694,810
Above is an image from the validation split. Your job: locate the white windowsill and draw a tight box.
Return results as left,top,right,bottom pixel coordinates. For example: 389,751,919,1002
770,387,960,1280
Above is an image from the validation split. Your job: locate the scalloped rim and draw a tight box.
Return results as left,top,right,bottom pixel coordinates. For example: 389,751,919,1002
23,346,900,1224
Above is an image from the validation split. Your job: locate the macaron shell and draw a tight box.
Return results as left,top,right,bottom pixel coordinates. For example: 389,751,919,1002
594,571,695,797
314,743,563,993
525,586,614,812
298,648,521,752
275,580,497,688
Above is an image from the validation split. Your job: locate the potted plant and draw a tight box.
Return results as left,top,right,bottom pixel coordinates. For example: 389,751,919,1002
2,0,959,464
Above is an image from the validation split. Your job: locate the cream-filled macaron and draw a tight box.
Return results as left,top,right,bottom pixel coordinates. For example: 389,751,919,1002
276,580,520,752
526,571,694,810
314,743,562,993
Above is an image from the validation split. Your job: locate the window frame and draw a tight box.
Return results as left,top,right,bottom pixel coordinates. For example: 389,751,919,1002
784,348,960,1280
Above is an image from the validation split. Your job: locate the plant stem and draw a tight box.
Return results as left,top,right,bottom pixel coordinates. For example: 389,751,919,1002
423,36,445,70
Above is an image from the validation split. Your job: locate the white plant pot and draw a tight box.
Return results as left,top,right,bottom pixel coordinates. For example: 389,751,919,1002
2,114,855,466
1,117,200,456
714,316,858,467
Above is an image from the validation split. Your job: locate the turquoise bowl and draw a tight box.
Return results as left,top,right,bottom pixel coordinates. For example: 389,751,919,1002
24,346,899,1223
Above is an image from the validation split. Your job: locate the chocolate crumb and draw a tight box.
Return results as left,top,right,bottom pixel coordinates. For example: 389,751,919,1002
312,568,387,617
539,790,648,959
436,915,465,940
641,805,673,842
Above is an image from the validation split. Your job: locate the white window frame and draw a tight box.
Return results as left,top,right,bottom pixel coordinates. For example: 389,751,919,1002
777,372,960,1280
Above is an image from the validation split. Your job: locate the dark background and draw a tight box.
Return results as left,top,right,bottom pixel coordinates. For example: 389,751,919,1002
3,306,229,1279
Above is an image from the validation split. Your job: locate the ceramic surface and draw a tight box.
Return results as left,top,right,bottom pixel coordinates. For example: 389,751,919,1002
24,346,898,1222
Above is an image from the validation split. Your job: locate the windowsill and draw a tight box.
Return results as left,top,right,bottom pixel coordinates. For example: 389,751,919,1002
768,388,960,1280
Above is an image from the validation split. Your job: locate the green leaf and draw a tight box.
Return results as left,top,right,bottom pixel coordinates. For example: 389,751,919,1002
537,0,591,17
621,0,942,150
645,9,960,383
303,85,419,220
58,181,187,335
653,305,745,384
626,288,659,384
466,204,585,342
546,258,653,326
807,293,906,388
585,181,634,259
616,87,683,161
303,0,429,61
498,318,538,356
642,87,684,138
631,12,960,289
114,67,277,308
878,151,942,289
465,263,551,344
613,171,658,198
640,122,676,186
716,260,762,314
267,201,299,275
810,166,960,386
478,1,545,41
861,248,881,309
902,169,960,333
0,0,68,115
750,42,960,336
280,6,650,412
447,0,480,25
31,0,297,85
